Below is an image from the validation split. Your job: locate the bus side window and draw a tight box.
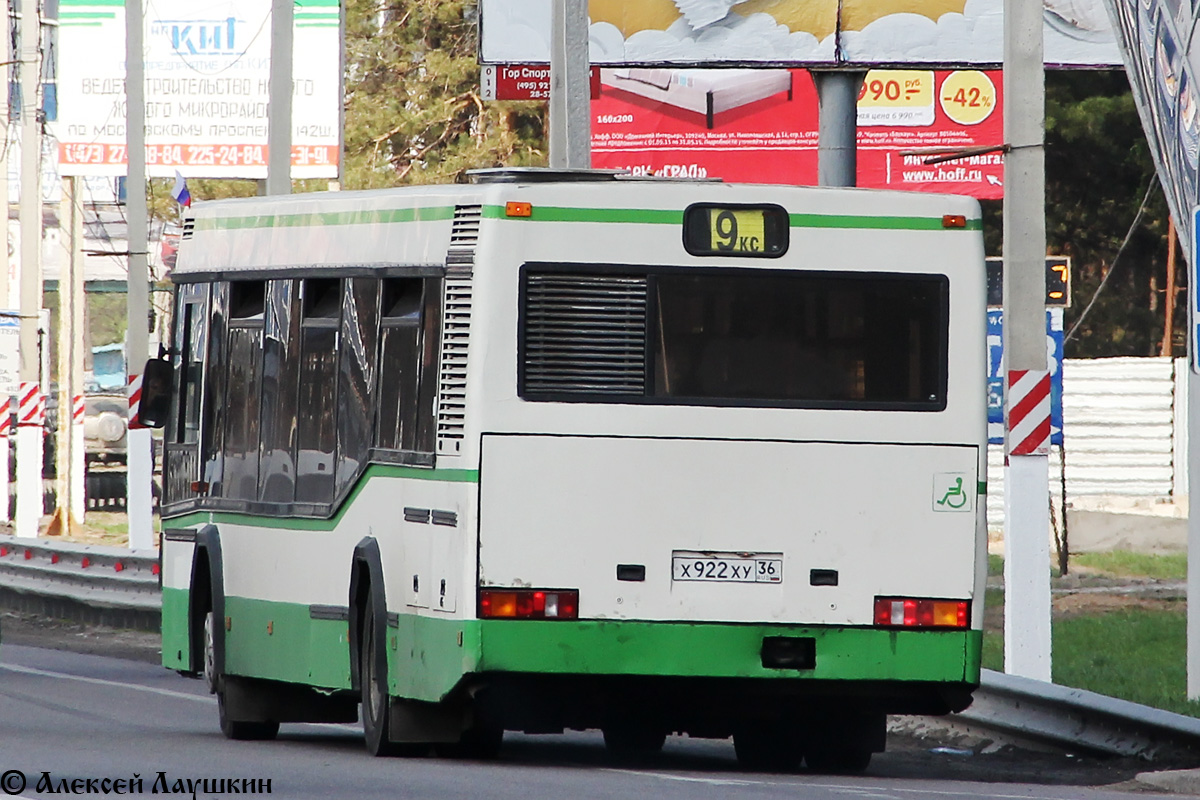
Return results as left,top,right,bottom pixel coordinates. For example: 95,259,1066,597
259,279,301,505
222,281,266,501
201,282,230,499
336,277,380,497
296,278,340,505
376,277,428,454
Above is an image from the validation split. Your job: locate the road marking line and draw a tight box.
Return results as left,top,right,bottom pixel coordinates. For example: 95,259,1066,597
0,662,356,733
0,662,214,703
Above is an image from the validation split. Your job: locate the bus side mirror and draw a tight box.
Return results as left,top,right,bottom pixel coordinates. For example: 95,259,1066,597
137,358,172,429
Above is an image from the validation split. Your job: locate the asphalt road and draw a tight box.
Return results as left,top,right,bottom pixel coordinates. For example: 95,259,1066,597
0,616,1189,800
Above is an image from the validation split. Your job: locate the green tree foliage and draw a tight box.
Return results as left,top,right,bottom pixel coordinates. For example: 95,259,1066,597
990,71,1176,358
343,0,546,187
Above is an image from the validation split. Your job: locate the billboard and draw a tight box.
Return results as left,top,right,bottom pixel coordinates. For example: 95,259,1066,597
54,0,341,179
1103,0,1200,367
479,0,1122,67
590,68,1004,197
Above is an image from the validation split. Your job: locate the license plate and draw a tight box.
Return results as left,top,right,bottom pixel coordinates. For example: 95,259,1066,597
671,552,783,584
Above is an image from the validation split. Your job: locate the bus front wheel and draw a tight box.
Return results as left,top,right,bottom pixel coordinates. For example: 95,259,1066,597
205,612,279,741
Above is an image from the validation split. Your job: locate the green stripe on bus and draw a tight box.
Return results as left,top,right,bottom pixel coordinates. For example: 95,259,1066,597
977,481,987,494
161,586,191,672
161,463,479,531
194,206,456,232
60,11,115,18
481,204,980,231
476,620,982,684
188,594,981,703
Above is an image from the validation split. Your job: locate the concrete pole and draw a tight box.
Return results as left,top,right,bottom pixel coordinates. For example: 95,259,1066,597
125,0,153,550
814,72,863,187
0,0,10,309
1002,0,1052,682
548,0,590,169
54,176,81,534
266,0,292,196
16,0,41,538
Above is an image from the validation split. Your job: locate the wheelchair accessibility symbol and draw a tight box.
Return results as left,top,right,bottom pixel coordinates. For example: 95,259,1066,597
933,473,972,512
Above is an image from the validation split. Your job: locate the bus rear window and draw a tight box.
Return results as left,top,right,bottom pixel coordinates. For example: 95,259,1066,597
521,268,947,410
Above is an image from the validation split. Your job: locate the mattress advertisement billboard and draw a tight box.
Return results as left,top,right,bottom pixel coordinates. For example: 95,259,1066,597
55,0,341,179
479,0,1122,68
590,68,1004,198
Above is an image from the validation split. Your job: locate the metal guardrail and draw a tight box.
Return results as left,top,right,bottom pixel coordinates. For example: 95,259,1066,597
0,543,1199,761
0,533,160,629
955,669,1200,761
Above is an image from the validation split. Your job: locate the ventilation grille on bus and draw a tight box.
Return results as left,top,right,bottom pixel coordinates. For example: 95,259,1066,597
446,204,481,274
181,217,195,240
436,204,480,453
522,273,648,396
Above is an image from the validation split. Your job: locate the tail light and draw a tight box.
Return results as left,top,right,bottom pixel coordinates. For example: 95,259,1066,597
874,597,969,628
479,589,579,620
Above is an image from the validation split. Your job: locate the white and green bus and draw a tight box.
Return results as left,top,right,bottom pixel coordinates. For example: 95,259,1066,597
147,169,987,772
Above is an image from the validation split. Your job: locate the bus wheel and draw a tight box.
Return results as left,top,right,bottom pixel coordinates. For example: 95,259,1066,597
804,744,872,774
361,603,400,757
435,725,504,760
205,612,279,741
202,612,218,694
733,725,802,772
602,724,666,757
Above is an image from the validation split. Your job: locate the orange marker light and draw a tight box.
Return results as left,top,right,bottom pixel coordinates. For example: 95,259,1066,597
942,214,967,228
506,201,533,218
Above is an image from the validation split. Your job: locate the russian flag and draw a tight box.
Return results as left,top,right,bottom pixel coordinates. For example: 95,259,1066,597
171,170,192,208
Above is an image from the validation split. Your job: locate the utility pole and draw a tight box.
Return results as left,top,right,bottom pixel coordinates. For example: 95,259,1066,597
0,0,12,525
1002,0,1053,681
51,176,82,535
266,0,292,195
125,0,153,550
548,0,589,169
15,0,41,538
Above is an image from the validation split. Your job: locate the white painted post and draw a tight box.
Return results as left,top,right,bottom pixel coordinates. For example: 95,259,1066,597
71,395,84,522
125,0,154,551
0,396,11,522
1002,0,1052,681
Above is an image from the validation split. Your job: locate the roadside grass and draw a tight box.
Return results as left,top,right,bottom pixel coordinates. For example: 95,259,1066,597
983,551,1200,717
982,606,1200,718
1070,551,1187,581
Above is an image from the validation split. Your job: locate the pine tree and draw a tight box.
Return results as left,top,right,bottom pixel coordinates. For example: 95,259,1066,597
343,0,546,188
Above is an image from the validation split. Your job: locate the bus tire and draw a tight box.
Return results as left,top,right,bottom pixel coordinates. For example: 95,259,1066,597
204,611,279,741
732,725,802,772
361,601,401,757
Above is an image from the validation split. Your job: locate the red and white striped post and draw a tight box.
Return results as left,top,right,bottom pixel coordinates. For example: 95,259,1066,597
1006,369,1051,457
0,396,11,523
126,373,154,550
72,394,85,521
15,381,44,536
